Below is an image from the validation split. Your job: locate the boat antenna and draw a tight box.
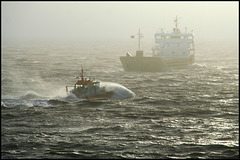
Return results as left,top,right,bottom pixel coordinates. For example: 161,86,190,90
137,28,143,51
174,16,178,29
81,65,84,81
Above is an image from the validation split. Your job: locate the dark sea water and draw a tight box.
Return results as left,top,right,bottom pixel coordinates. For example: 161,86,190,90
1,41,239,159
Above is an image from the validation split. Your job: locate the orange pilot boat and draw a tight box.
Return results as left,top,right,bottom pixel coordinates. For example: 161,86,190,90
66,67,114,99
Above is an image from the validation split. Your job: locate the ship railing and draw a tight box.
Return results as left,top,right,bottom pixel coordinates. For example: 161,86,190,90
66,86,74,95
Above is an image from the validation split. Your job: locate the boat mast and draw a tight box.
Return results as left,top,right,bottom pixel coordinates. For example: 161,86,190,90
81,66,84,81
137,28,143,51
174,16,178,29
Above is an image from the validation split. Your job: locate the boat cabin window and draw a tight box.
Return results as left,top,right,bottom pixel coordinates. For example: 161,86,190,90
76,84,85,88
156,35,192,39
170,36,180,39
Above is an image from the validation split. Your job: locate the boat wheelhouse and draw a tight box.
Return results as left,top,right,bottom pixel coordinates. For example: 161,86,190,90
66,67,113,99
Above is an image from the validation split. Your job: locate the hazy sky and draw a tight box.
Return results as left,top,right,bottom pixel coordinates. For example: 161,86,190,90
1,1,239,44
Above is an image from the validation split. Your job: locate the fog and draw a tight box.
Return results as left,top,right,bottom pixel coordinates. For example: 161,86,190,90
1,1,239,45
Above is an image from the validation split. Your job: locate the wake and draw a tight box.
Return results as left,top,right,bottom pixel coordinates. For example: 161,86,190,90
1,82,135,108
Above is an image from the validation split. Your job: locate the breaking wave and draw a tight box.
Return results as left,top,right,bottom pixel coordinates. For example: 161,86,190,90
190,63,207,68
20,91,43,100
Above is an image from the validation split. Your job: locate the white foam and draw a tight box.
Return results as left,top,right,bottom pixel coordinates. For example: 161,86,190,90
190,63,207,68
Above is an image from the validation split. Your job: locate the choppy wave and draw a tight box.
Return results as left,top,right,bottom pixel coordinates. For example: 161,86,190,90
1,43,238,159
20,91,44,100
2,98,50,108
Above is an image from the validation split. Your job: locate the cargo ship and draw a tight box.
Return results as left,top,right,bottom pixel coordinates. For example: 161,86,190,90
120,16,195,72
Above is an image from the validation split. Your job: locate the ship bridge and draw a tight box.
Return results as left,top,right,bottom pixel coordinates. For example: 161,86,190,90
154,33,194,43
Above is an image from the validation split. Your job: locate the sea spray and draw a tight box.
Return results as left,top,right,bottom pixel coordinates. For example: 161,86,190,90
100,82,135,99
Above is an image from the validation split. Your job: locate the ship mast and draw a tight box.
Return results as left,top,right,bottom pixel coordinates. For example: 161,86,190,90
174,16,178,29
137,28,143,51
173,16,180,33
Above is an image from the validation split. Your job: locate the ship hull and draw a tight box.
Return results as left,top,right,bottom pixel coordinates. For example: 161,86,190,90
120,55,194,72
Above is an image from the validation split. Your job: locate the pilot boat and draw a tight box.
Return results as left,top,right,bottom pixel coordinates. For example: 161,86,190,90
66,68,114,99
120,16,195,72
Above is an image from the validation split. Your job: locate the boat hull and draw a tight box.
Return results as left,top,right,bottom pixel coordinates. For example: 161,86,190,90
119,55,194,72
71,90,114,100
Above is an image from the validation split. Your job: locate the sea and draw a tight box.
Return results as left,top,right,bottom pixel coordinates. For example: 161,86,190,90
1,40,239,159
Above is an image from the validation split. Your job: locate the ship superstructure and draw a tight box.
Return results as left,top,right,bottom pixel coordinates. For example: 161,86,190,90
152,16,195,62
